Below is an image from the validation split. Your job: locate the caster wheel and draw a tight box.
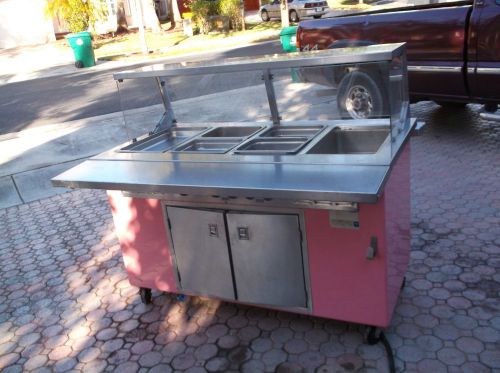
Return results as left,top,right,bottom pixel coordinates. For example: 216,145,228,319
363,326,380,345
75,60,84,68
139,287,152,304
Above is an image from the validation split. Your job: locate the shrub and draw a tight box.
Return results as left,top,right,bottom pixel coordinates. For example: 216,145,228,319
218,0,243,31
46,0,106,33
186,0,219,34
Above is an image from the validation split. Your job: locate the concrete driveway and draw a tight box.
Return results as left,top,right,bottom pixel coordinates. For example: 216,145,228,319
0,101,499,372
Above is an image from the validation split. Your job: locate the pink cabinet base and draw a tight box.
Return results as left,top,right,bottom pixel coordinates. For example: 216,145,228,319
108,146,410,328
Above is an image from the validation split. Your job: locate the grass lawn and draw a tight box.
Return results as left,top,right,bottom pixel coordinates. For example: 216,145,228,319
92,21,283,61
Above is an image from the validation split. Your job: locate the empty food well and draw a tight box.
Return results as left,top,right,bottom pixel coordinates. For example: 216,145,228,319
201,126,263,138
258,126,324,138
174,139,242,153
120,127,208,152
234,138,309,155
306,127,389,154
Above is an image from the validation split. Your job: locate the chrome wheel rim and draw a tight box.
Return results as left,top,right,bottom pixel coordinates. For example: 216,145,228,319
345,85,373,119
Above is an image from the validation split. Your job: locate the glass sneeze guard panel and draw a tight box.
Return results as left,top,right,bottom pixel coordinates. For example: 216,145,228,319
115,44,410,164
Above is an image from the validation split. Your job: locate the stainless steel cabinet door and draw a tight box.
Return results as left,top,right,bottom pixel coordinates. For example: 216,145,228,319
167,207,235,300
227,213,307,308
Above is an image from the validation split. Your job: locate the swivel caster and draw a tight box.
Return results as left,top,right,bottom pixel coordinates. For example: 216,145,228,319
363,326,381,345
363,326,396,373
139,287,152,304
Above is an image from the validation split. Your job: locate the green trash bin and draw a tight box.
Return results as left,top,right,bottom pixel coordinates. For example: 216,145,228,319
280,26,298,53
66,31,95,68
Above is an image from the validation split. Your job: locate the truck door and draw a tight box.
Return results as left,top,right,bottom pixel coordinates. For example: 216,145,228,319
363,5,471,100
467,0,500,101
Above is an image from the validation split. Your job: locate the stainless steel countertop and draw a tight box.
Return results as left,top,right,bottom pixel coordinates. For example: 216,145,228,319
52,119,416,203
113,43,405,80
52,158,388,203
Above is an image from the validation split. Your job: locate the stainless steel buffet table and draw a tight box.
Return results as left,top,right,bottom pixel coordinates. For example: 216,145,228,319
52,43,415,330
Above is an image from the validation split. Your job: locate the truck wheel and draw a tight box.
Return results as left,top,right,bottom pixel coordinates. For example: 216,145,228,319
261,10,270,22
289,10,299,23
337,71,384,119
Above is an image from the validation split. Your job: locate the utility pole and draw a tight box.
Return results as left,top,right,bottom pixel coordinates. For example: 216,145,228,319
136,0,149,54
280,0,289,28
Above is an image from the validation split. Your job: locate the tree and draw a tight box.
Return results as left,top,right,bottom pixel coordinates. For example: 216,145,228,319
46,0,106,33
167,0,182,29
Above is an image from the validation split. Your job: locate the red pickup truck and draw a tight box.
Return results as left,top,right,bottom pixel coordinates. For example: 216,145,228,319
297,0,500,117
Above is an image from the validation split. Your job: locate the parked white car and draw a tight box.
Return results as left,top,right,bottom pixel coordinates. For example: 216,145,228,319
260,0,329,23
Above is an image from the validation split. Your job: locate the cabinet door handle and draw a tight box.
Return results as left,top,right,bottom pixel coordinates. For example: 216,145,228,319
366,236,378,260
208,224,218,237
237,227,250,240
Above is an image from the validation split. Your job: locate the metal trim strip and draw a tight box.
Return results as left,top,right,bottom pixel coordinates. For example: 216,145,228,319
476,67,500,75
408,65,462,73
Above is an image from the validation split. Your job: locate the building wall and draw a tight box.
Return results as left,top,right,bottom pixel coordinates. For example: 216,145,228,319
121,0,169,28
0,0,55,49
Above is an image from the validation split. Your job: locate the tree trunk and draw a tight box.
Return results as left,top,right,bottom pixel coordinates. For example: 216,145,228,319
167,0,182,29
280,0,289,28
142,0,161,32
135,0,149,53
116,1,129,32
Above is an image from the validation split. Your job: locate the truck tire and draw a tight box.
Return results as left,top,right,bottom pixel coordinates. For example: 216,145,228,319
337,71,384,119
261,10,270,22
290,10,299,22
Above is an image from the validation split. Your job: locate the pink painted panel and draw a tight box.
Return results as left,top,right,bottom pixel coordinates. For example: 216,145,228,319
384,144,411,322
305,200,390,327
107,191,178,292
